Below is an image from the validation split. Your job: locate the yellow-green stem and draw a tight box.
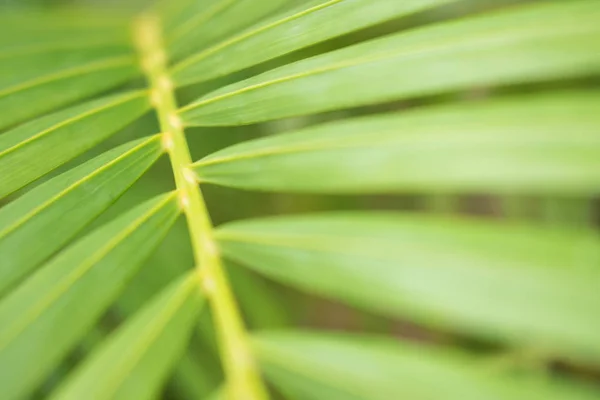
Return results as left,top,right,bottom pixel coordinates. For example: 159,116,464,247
132,14,268,400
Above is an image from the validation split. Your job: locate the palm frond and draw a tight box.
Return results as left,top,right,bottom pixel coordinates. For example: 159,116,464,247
0,0,598,399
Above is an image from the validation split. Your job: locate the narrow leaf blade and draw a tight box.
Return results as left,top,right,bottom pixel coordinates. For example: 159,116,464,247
0,10,129,57
52,272,203,400
180,1,600,126
0,192,180,399
254,331,600,400
216,213,600,362
172,0,458,86
167,0,291,60
0,91,151,199
193,91,600,195
0,136,163,297
0,57,138,130
0,46,132,90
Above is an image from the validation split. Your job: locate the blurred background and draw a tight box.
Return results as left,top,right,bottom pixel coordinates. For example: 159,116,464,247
1,0,599,398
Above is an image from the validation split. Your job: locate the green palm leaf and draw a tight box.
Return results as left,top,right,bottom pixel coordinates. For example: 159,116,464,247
180,0,600,126
0,193,180,399
172,0,457,86
206,386,226,400
0,47,131,91
192,91,600,194
216,213,600,363
0,58,138,130
1,0,599,398
0,91,150,198
254,331,600,400
0,10,129,56
52,272,203,400
167,0,291,60
0,136,162,297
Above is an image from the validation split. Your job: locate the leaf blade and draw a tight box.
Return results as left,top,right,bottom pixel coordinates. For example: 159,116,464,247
0,136,163,297
0,192,180,399
0,10,129,56
0,90,151,199
180,1,600,126
254,331,600,400
172,0,457,86
216,213,600,363
167,0,291,60
0,56,138,130
193,91,600,195
0,47,132,90
52,272,203,400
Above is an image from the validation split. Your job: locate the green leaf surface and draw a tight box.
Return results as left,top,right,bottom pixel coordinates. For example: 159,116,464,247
0,91,151,199
0,136,163,298
206,386,226,400
193,91,600,195
0,15,131,59
180,0,600,126
254,331,600,400
0,18,128,57
0,192,180,399
0,46,133,90
162,0,236,43
227,261,292,330
0,37,130,60
216,213,600,362
52,272,203,400
171,353,222,399
167,0,291,60
0,9,128,35
172,0,457,86
113,220,194,317
153,0,196,31
0,56,138,130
